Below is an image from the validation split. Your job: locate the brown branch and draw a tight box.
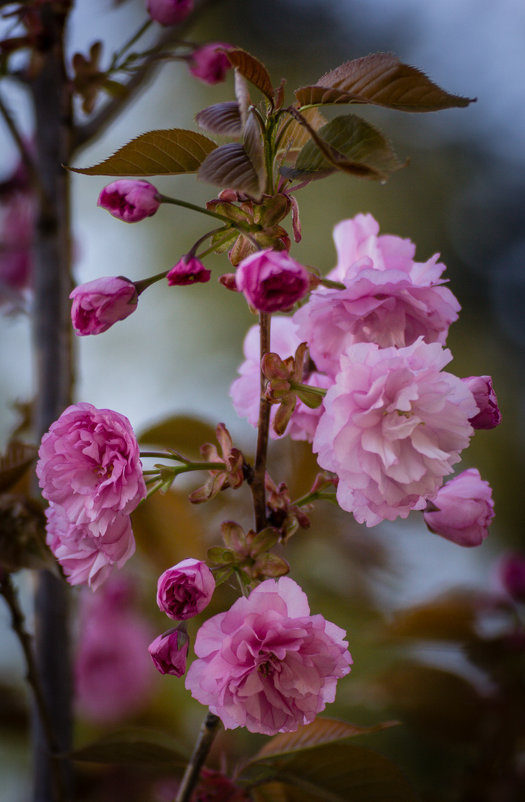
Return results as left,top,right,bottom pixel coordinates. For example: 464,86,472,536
250,312,272,531
174,712,221,802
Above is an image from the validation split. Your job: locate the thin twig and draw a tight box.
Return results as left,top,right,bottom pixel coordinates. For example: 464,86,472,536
250,312,272,531
0,92,48,203
0,573,66,802
174,712,221,802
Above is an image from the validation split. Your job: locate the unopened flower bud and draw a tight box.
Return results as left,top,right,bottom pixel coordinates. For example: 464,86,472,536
189,43,231,85
148,625,189,676
98,180,160,223
167,257,211,286
462,375,502,429
423,469,494,547
156,558,215,620
219,272,238,291
236,249,310,313
146,0,193,26
70,276,138,336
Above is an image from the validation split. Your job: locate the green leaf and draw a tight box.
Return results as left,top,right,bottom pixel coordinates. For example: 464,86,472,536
295,52,475,112
226,48,274,101
241,742,417,802
68,129,217,176
281,114,403,181
254,718,400,759
210,227,238,254
195,102,243,136
71,728,188,769
276,108,328,158
255,552,290,578
249,527,280,556
0,442,37,493
138,415,216,460
198,143,265,199
207,546,236,566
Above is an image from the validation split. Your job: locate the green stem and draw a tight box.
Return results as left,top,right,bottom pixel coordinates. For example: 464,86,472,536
134,270,169,295
294,490,338,507
158,195,260,236
109,19,153,72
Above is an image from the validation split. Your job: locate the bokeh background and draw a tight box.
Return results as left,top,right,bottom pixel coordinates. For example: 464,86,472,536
1,0,524,800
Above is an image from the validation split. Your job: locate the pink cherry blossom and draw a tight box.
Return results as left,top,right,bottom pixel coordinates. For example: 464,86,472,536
185,576,352,735
146,0,193,25
313,339,478,526
70,276,138,336
45,504,135,591
498,552,525,602
294,214,460,375
37,403,146,537
230,317,326,441
423,469,494,547
156,558,215,620
75,577,154,722
462,375,502,430
98,180,160,223
188,43,231,85
167,256,211,286
236,249,310,313
149,626,189,676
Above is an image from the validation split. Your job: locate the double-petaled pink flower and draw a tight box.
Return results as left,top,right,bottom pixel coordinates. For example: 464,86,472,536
185,576,352,735
156,559,215,620
294,214,460,376
236,249,310,313
313,339,478,526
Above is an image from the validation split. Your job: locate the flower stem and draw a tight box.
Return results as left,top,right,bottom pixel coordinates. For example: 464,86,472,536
250,312,272,531
158,194,260,236
0,573,67,802
174,712,221,802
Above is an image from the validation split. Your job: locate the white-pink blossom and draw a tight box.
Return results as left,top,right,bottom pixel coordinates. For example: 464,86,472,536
185,576,352,735
313,339,478,526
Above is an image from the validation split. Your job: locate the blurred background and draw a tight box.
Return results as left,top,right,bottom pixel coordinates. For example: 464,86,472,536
1,0,524,799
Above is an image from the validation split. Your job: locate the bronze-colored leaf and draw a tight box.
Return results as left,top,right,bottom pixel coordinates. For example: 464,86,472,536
198,143,265,200
226,48,274,101
0,442,37,493
255,718,399,760
72,728,188,768
276,108,328,159
386,591,479,642
138,415,216,460
296,52,474,112
234,69,251,130
195,102,243,136
244,108,265,188
68,129,217,176
281,114,402,181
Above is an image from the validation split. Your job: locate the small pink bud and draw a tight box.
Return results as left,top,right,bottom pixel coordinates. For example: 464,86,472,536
167,256,211,286
70,276,138,336
146,0,193,26
462,375,502,429
156,558,215,620
98,180,160,223
236,248,310,313
423,469,494,547
189,43,231,85
219,273,238,291
148,626,189,676
498,552,525,602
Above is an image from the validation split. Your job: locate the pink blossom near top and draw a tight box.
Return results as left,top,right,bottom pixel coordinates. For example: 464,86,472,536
45,504,136,591
98,180,160,223
293,214,460,376
156,558,215,620
313,338,478,526
236,249,309,314
230,317,327,442
461,375,502,429
185,576,352,735
497,552,525,602
423,468,494,546
75,577,154,723
70,276,138,336
167,256,211,286
148,626,189,676
188,42,231,85
146,0,193,25
37,403,146,537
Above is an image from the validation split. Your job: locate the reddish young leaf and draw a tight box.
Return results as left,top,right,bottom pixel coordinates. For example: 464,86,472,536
295,52,474,112
68,129,217,176
195,102,243,136
226,48,274,101
198,143,265,199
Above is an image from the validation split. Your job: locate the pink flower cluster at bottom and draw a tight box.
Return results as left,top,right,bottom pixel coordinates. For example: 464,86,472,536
185,576,352,735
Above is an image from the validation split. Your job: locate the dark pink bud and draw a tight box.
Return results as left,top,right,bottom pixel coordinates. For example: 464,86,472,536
70,276,138,336
156,558,215,620
167,256,211,286
148,626,189,676
98,180,160,223
462,375,501,429
219,272,238,291
146,0,193,26
236,248,310,313
423,469,494,547
498,552,525,602
189,43,231,85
